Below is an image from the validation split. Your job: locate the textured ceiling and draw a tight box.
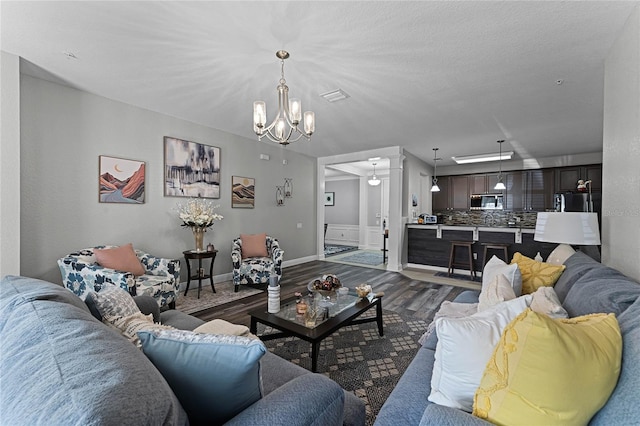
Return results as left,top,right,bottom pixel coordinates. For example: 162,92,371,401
1,1,637,168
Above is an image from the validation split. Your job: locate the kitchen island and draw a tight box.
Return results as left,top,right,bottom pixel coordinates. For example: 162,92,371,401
406,224,558,272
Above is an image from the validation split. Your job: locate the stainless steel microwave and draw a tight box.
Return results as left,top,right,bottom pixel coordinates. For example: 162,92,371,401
470,194,504,210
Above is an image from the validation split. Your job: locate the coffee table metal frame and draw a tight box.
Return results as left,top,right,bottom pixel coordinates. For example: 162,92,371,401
249,294,383,372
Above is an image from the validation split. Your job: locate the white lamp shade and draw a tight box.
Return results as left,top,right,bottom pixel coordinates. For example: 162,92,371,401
368,176,381,186
534,212,601,245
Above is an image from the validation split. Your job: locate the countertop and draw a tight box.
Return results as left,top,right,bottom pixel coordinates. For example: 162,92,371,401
406,223,535,234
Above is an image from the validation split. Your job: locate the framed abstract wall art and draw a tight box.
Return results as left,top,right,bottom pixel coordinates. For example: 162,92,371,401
99,155,145,204
164,136,221,198
232,176,255,208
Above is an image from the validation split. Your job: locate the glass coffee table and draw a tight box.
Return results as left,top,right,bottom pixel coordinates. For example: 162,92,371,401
249,292,383,372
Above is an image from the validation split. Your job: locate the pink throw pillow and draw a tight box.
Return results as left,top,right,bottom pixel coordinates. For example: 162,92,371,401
241,233,268,259
94,243,145,277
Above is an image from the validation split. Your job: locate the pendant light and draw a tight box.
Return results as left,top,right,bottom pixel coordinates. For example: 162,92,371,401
368,162,381,186
431,148,441,192
494,140,506,190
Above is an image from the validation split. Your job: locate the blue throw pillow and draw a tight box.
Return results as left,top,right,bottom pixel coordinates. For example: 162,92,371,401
138,329,266,424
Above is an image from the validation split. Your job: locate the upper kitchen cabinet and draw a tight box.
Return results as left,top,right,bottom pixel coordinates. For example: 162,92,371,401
470,173,502,194
502,169,554,211
503,172,524,211
432,176,451,211
556,165,602,192
432,175,469,211
524,169,555,211
450,175,470,209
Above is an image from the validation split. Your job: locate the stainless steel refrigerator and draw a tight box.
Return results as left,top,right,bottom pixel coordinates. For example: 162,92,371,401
554,192,601,215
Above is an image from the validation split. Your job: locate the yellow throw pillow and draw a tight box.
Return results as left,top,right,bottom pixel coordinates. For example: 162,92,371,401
473,309,622,426
511,252,565,294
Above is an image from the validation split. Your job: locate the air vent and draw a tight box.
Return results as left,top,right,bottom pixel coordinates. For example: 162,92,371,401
320,89,350,103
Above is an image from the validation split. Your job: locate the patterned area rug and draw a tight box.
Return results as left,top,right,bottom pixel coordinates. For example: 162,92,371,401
259,309,428,425
325,244,358,257
337,250,384,266
175,281,262,315
434,271,482,283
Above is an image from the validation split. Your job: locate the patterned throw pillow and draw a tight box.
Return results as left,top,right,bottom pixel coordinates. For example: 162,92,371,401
511,252,566,294
478,273,517,312
138,329,266,424
473,309,621,425
109,312,173,347
85,284,140,320
529,286,568,319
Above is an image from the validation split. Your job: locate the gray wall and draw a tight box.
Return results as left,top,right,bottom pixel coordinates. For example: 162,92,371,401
0,52,21,277
20,75,317,284
325,178,359,225
602,5,640,281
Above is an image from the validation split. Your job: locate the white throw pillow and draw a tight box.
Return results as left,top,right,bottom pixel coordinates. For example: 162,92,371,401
428,295,532,412
478,273,517,312
530,286,569,319
482,255,523,296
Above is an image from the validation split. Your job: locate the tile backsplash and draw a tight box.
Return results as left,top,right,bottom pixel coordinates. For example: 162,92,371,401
433,210,538,228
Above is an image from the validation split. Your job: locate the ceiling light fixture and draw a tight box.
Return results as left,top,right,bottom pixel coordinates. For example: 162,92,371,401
431,148,441,192
368,162,381,186
494,140,507,190
253,50,315,145
320,89,350,103
451,150,513,164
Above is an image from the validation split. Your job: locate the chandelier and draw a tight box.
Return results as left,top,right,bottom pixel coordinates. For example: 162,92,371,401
368,162,381,186
253,50,315,145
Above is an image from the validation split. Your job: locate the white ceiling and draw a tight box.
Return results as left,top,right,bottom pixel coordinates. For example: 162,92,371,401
2,1,637,168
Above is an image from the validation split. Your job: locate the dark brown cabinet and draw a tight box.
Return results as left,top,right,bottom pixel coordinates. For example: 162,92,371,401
556,165,602,192
503,172,524,211
451,176,470,209
432,175,469,211
433,165,599,213
432,176,451,211
470,173,501,194
524,169,555,211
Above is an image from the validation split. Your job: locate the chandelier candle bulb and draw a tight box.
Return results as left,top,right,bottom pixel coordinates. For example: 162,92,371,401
253,101,266,128
304,111,315,135
289,99,301,123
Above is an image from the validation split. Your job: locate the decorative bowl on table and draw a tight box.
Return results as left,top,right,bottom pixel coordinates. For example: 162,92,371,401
308,274,342,297
355,284,372,298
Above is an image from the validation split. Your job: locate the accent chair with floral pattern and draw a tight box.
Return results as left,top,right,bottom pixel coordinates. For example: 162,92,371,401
231,236,283,292
57,246,180,308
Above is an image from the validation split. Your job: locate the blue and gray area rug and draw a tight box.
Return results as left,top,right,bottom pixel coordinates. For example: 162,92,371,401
337,251,384,266
324,244,358,257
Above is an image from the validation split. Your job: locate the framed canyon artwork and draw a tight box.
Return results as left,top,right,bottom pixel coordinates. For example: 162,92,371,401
164,136,221,199
99,155,145,204
232,176,255,208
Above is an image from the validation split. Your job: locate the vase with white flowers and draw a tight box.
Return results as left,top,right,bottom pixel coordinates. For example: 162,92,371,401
176,198,224,252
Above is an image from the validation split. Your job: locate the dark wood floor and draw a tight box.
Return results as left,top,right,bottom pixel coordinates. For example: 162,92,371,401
193,260,468,326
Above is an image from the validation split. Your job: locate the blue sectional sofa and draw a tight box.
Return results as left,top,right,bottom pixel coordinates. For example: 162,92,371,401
0,275,365,425
375,251,640,425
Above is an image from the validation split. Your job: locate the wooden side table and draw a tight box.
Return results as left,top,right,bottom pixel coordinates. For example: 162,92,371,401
183,250,217,299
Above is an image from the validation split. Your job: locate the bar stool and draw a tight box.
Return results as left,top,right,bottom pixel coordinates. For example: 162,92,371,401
448,241,476,279
482,243,510,266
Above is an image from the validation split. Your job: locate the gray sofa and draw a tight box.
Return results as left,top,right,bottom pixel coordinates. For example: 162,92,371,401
0,275,365,425
375,251,640,425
